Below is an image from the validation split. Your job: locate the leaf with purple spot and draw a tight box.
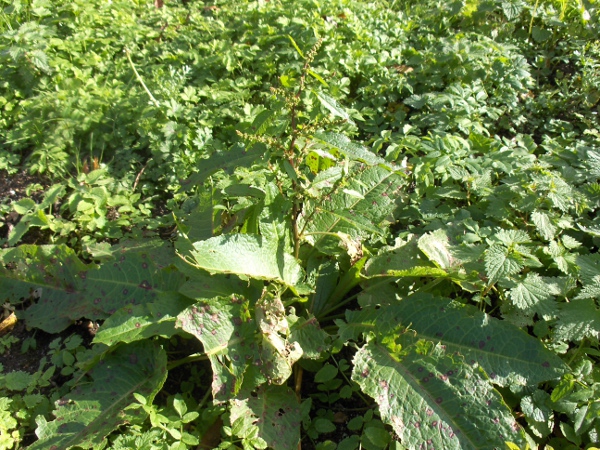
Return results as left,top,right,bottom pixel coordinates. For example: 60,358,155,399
229,385,301,450
176,295,260,403
352,339,526,450
389,294,567,386
340,295,567,386
1,241,183,333
94,292,195,346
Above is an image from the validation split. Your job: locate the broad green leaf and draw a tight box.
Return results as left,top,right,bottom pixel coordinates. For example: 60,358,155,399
352,340,526,450
289,313,330,359
230,385,301,450
29,341,167,450
340,296,566,386
301,163,405,255
256,295,302,385
93,292,195,346
178,270,262,302
4,242,183,333
176,296,259,403
12,198,36,214
307,259,339,316
364,236,442,278
390,296,567,386
305,151,338,176
314,364,338,383
187,234,304,290
418,229,460,270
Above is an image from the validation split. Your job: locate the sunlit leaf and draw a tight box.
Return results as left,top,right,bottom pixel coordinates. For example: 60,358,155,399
352,340,526,449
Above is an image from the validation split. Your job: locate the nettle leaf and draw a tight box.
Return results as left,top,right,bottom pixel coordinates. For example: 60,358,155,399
502,0,524,20
575,275,600,300
187,234,304,290
575,253,600,285
485,244,523,284
230,385,301,450
507,272,558,316
554,299,600,341
30,341,167,450
176,295,258,403
352,340,526,450
531,211,557,241
494,229,531,246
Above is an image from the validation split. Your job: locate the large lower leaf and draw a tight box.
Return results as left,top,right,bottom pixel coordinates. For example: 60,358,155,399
353,340,526,450
29,340,167,450
230,385,301,450
393,295,567,386
187,234,304,290
1,241,182,333
342,295,566,387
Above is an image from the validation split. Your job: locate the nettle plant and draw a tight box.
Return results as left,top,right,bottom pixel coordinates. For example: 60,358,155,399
0,40,569,450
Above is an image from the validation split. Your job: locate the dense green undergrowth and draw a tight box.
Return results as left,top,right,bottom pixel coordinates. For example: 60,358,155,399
1,0,600,449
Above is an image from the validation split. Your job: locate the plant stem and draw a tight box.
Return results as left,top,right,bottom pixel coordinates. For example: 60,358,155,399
125,49,161,108
166,352,208,371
